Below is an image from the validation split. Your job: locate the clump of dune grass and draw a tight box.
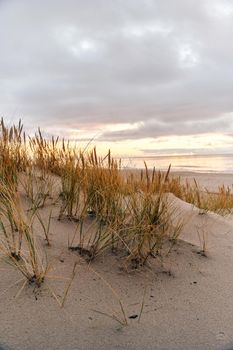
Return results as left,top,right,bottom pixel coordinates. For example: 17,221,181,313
85,149,124,223
21,164,56,211
58,150,87,220
0,118,28,188
1,223,48,287
29,129,59,177
0,180,47,286
68,218,116,260
203,185,233,214
124,193,170,266
69,160,183,267
167,176,233,215
117,164,183,267
0,181,25,259
114,192,182,268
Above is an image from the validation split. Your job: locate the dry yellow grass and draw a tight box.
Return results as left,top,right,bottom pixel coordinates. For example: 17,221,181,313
0,119,232,286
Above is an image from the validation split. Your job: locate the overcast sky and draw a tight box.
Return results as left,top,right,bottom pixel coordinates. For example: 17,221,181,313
1,0,233,155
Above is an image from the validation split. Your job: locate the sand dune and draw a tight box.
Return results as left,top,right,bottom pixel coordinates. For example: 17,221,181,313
0,172,233,350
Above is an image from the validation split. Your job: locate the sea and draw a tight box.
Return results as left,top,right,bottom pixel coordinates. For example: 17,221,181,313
120,154,233,174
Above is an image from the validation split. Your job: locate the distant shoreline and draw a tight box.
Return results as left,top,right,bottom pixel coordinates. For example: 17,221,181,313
118,154,233,174
119,153,233,159
121,168,233,192
123,167,233,175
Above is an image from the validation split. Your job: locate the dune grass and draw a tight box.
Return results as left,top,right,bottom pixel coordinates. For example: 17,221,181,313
0,179,48,286
0,119,232,286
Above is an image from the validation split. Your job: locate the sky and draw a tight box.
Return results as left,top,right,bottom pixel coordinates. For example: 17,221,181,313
1,0,233,156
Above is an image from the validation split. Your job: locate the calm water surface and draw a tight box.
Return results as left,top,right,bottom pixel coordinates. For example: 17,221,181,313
120,154,233,173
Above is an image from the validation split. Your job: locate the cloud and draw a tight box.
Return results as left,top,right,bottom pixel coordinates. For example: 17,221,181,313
0,0,233,145
101,113,233,140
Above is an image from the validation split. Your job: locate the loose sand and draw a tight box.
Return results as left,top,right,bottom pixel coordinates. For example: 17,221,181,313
0,172,233,350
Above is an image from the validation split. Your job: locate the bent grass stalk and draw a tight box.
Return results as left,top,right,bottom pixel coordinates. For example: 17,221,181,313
90,266,128,327
34,208,53,246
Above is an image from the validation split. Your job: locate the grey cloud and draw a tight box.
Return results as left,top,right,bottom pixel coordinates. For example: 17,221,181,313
101,114,233,140
0,0,233,140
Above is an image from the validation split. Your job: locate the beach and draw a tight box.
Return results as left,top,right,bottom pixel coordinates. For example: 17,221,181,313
0,171,233,350
1,0,233,348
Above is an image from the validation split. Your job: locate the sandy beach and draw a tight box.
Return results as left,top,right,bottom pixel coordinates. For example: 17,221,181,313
1,0,233,348
0,171,232,350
